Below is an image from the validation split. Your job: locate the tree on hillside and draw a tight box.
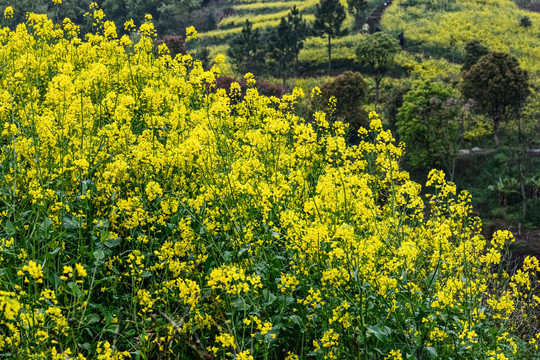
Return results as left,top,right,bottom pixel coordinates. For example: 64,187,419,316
267,18,296,87
396,81,464,180
313,0,346,71
101,0,203,35
460,51,529,147
1,0,49,26
227,19,266,75
347,0,368,31
267,7,308,86
355,32,400,104
155,0,201,34
320,71,369,140
104,0,160,28
286,6,309,70
462,39,489,72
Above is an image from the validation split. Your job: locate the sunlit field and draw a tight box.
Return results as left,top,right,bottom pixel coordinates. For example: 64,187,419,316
382,0,540,77
0,4,539,360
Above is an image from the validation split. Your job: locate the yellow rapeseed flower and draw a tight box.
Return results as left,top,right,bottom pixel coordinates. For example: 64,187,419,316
185,26,198,40
3,6,13,18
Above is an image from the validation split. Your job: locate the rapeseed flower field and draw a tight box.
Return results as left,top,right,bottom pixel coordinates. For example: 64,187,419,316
0,3,539,359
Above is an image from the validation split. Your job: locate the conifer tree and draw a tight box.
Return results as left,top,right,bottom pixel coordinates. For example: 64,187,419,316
227,19,266,75
286,6,308,69
267,6,308,85
267,18,295,87
313,0,346,71
462,39,489,72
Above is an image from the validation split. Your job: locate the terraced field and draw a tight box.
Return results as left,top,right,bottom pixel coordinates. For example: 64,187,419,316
198,0,467,95
382,0,540,76
200,0,382,79
199,0,540,91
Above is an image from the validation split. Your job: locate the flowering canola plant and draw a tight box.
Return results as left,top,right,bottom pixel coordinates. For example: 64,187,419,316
0,4,539,360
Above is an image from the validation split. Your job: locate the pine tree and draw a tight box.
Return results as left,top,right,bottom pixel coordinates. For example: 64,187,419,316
313,0,346,71
267,18,295,87
286,6,308,70
227,19,266,75
462,39,489,72
267,6,308,85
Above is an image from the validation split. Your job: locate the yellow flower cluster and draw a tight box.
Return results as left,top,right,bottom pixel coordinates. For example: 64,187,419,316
0,3,538,359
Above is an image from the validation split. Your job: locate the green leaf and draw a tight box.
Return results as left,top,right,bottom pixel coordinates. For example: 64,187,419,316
62,217,79,230
367,324,392,342
86,313,101,325
4,220,16,236
67,282,85,298
40,217,52,237
93,249,105,266
234,298,251,311
103,236,121,248
79,343,92,351
288,314,302,326
263,289,277,307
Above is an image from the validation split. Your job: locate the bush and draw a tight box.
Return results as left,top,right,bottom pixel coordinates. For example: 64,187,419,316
155,35,186,58
319,71,369,139
216,76,289,98
520,15,533,27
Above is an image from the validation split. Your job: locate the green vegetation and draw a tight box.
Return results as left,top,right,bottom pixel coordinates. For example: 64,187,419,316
396,81,463,179
319,71,369,137
313,0,347,70
1,14,539,358
347,0,368,31
226,19,266,75
355,32,401,104
460,51,530,147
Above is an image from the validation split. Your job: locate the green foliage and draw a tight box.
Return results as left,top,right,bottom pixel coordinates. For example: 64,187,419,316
227,19,267,75
267,17,296,83
313,0,347,70
396,81,462,174
355,32,400,104
287,5,309,67
520,15,533,26
0,0,90,28
460,51,530,146
99,0,205,35
462,39,489,72
319,71,369,138
346,0,368,31
266,6,308,84
3,6,540,360
155,34,186,58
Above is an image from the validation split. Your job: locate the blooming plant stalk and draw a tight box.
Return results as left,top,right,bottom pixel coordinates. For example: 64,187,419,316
0,4,538,360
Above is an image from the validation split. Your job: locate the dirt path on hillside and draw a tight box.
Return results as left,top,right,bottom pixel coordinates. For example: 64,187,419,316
366,1,393,33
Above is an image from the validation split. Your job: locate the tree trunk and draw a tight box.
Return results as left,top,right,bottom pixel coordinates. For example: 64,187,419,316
518,117,529,221
375,78,381,105
281,55,286,89
493,117,500,147
354,11,361,32
328,35,332,71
